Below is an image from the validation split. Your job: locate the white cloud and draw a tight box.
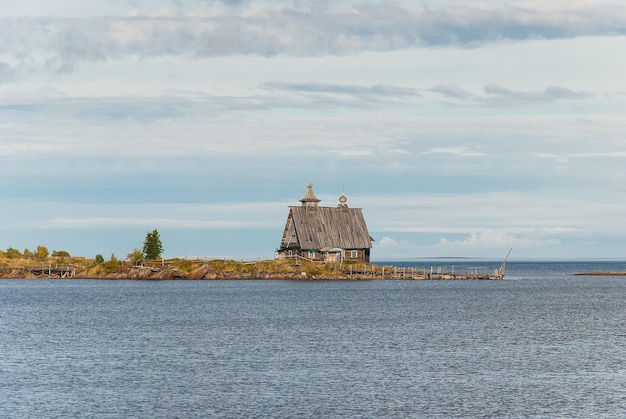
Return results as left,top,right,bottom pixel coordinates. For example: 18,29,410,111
1,1,626,260
422,147,486,157
0,200,287,230
2,2,626,79
361,190,626,240
377,236,404,248
538,150,626,163
40,217,269,229
438,230,563,249
431,84,473,99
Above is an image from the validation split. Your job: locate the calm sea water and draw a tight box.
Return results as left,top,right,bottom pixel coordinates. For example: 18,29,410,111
1,261,625,418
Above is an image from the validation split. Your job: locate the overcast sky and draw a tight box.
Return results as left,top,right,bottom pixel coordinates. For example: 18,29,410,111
1,0,626,261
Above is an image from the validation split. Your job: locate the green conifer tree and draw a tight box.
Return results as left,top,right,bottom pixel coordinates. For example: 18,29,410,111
143,229,164,260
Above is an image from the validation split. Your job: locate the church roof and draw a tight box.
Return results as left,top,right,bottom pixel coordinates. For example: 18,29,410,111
280,184,373,251
287,205,373,250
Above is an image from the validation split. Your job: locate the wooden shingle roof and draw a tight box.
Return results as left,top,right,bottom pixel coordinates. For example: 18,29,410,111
279,184,373,252
286,204,372,250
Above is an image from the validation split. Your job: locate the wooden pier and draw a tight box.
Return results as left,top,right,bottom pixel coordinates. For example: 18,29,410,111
342,248,512,280
23,265,76,278
279,248,512,280
342,265,504,280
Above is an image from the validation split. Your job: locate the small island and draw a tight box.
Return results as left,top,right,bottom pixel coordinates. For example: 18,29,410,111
0,247,509,281
0,186,510,280
0,255,509,280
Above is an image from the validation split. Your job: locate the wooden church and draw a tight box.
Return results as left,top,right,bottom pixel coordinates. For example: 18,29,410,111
276,183,374,263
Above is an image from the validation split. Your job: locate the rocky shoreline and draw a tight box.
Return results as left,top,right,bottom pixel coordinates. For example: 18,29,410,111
0,262,506,280
85,265,335,280
0,264,363,281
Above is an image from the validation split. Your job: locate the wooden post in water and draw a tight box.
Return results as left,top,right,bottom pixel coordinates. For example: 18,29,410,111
498,248,513,280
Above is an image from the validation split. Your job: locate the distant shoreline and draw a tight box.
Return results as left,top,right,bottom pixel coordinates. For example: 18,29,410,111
573,272,626,276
